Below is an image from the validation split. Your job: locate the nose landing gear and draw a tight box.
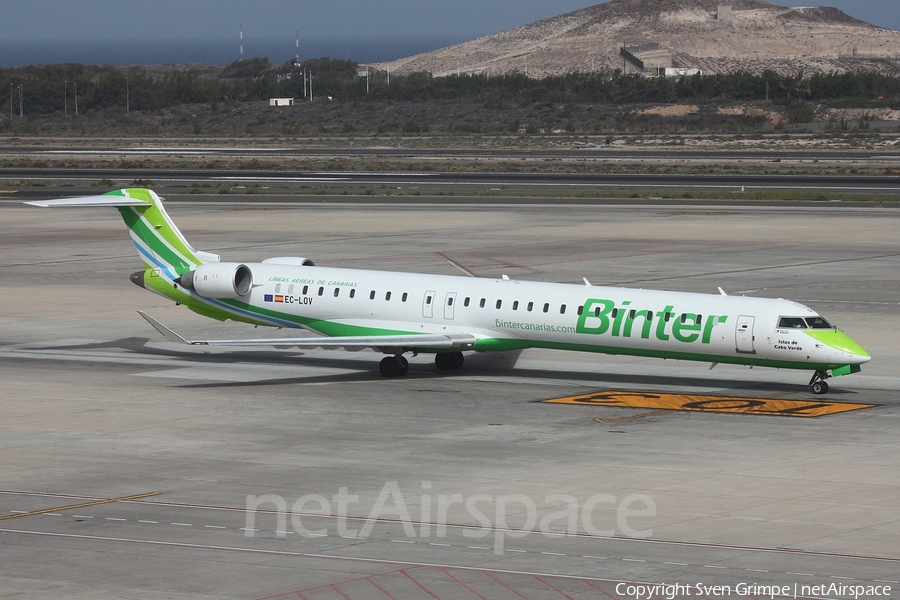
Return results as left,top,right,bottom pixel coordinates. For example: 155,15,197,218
809,370,830,395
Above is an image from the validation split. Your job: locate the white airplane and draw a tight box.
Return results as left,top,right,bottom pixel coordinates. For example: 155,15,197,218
29,188,870,394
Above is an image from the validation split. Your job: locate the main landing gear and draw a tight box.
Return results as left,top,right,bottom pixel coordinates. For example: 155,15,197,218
435,351,465,372
378,351,466,378
809,370,830,395
379,355,409,378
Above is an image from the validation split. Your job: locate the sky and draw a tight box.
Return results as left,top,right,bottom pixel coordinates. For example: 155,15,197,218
1,0,898,63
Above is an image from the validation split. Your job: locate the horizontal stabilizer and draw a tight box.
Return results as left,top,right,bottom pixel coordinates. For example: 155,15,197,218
138,311,477,351
26,196,150,208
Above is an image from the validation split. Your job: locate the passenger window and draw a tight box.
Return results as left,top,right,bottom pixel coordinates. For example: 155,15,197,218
385,291,392,301
647,311,653,320
275,283,281,293
513,301,519,310
595,306,602,317
695,314,701,325
288,285,294,294
527,302,533,312
611,308,617,318
577,305,583,315
664,312,670,322
496,300,502,309
318,286,324,296
560,304,566,314
543,303,549,313
402,292,408,302
680,313,687,324
464,297,470,307
302,285,308,295
350,289,356,299
370,290,376,300
426,295,432,305
778,317,807,329
334,288,340,297
447,296,453,306
480,298,486,308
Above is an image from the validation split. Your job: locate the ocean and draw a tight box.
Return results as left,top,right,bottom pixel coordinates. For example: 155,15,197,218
0,36,463,67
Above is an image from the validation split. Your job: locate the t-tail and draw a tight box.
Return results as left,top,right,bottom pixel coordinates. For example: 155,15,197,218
27,188,219,277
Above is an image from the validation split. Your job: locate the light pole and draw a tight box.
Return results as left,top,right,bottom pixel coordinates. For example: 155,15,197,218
126,77,129,113
9,83,12,121
18,85,23,118
64,80,67,115
74,82,78,116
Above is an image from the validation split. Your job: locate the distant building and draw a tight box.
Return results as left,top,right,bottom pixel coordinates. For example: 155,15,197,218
269,98,294,107
653,67,704,77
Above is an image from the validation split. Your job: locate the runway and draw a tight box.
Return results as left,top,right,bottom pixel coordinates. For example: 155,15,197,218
3,167,900,193
1,194,899,598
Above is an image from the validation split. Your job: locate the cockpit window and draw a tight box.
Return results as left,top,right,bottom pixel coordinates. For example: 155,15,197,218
778,317,807,329
805,316,833,329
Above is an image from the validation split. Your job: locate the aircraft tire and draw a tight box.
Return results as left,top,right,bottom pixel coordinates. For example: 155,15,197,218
811,381,829,395
435,351,464,371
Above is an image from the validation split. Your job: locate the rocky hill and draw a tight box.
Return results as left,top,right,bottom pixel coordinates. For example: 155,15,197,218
374,0,900,77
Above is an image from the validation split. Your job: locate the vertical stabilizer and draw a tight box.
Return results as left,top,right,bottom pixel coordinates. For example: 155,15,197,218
27,188,218,276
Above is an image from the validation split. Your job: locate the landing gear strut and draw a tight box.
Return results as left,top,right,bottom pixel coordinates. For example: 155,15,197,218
379,354,409,378
435,351,465,371
809,370,830,395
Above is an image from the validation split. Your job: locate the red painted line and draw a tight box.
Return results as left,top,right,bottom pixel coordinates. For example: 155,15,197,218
582,579,620,600
257,566,414,599
534,575,576,600
401,569,444,600
365,576,399,600
330,584,352,600
436,566,490,600
481,571,531,600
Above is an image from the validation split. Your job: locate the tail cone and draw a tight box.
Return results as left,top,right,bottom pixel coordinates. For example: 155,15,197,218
129,270,146,289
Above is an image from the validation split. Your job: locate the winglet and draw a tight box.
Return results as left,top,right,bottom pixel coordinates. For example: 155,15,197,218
718,287,727,296
138,310,194,345
583,277,593,287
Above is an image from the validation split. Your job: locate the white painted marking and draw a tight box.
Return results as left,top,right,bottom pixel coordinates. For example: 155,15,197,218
788,573,814,576
746,569,769,573
392,540,415,544
9,511,26,514
429,543,451,547
467,546,490,550
622,558,646,563
275,531,293,535
874,581,899,584
704,565,728,569
239,528,259,532
138,520,158,524
105,518,126,522
171,523,192,527
584,556,608,560
343,536,365,540
507,549,527,553
204,525,226,529
306,533,328,537
831,576,854,580
72,515,93,519
542,552,566,556
45,513,62,517
664,562,687,566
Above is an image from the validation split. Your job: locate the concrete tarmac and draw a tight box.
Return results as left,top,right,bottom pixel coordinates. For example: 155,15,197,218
1,195,898,599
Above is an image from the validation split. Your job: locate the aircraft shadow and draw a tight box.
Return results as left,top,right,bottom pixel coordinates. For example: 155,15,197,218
39,337,856,396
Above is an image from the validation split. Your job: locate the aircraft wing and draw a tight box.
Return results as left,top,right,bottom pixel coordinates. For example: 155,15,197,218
138,311,477,352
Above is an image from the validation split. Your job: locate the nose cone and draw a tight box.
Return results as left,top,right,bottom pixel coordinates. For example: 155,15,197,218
805,329,871,364
129,270,146,289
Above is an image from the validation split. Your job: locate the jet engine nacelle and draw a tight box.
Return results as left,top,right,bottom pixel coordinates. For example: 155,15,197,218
262,257,315,267
177,263,253,299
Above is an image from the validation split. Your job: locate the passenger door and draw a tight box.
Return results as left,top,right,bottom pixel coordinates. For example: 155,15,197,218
735,315,756,354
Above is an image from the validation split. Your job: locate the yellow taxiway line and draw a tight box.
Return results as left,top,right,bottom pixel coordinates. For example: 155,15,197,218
0,492,160,521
